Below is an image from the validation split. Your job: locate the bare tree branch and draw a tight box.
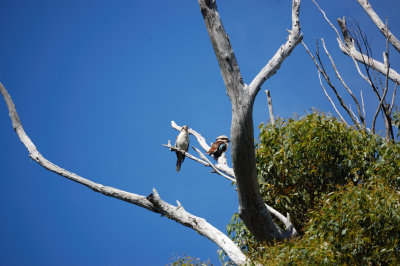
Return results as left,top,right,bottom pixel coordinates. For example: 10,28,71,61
146,188,248,265
390,83,397,113
361,90,366,121
166,141,237,181
349,104,361,126
171,121,233,166
356,0,400,53
198,0,245,103
0,82,248,266
337,17,400,86
265,90,275,125
311,0,400,86
198,0,305,242
166,129,298,238
302,40,358,128
265,204,297,236
321,38,365,129
162,143,209,167
311,0,343,41
371,31,394,140
199,0,302,242
169,121,234,177
351,54,373,86
248,0,302,99
171,121,210,152
192,147,236,182
318,70,348,125
167,124,298,237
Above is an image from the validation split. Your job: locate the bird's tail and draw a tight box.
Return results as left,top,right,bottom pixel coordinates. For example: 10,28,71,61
176,160,182,172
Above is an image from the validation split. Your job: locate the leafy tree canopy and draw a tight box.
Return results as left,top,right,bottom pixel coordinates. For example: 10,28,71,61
226,111,400,265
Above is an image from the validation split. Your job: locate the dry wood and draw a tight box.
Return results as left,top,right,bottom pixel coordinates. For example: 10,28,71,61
0,82,248,266
337,18,400,86
199,0,302,242
356,0,400,53
265,90,275,125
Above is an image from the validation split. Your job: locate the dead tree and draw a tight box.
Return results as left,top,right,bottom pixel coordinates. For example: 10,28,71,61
304,0,398,141
198,0,302,242
0,0,302,264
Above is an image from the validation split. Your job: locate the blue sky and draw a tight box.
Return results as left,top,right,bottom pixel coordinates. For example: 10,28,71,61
0,0,399,265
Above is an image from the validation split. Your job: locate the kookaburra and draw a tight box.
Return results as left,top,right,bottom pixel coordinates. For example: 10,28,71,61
175,125,189,172
206,135,230,159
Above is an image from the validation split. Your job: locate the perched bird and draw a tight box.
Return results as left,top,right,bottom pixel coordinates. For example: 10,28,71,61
175,125,190,172
206,135,230,159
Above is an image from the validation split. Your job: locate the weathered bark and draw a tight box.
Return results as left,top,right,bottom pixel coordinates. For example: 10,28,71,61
337,18,400,86
0,82,248,266
265,90,275,125
198,0,302,242
356,0,400,53
311,0,398,140
164,122,298,238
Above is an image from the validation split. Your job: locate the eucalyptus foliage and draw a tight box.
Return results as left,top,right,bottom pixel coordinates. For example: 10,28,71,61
226,111,400,264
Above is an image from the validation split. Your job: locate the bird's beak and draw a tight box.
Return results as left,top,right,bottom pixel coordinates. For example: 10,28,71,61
227,140,231,143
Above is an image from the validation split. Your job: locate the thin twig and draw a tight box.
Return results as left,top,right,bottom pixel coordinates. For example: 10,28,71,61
356,0,400,53
361,89,366,120
390,83,397,113
337,17,400,86
303,40,357,128
321,38,365,129
311,0,342,41
372,25,391,136
162,144,209,166
171,121,210,152
192,147,236,182
317,71,348,125
169,121,234,176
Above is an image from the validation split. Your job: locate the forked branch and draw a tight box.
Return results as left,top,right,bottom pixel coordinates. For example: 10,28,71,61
249,0,303,99
0,82,248,266
312,0,400,86
356,0,400,53
168,121,234,177
337,17,400,86
199,0,302,242
165,123,297,237
302,40,360,129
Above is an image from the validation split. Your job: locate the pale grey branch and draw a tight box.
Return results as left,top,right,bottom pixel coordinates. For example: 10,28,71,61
199,0,301,242
317,71,348,125
171,121,210,152
146,188,248,265
169,121,235,177
162,144,209,166
321,38,365,129
337,17,400,86
312,0,400,85
390,83,397,113
265,90,275,125
249,0,302,98
302,41,354,127
361,90,366,119
356,0,400,53
192,147,236,182
311,0,342,41
265,204,297,236
0,82,247,266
